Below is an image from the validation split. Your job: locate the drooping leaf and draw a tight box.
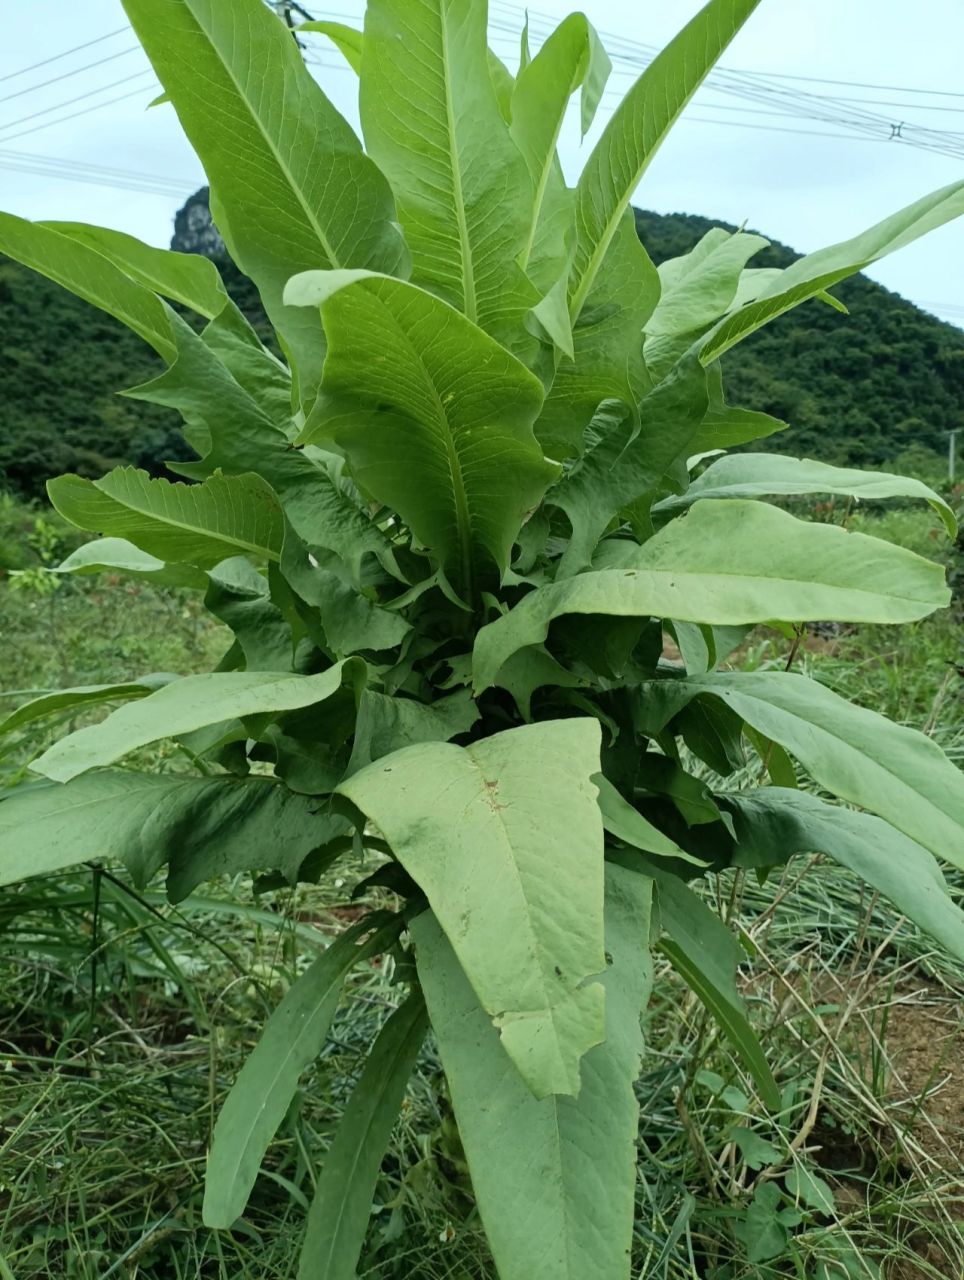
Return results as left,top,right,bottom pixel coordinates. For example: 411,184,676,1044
33,663,365,784
359,0,537,353
702,178,964,362
0,212,176,358
412,863,652,1280
0,770,331,898
48,468,285,569
54,538,209,590
595,773,698,861
296,991,428,1280
122,0,407,402
287,270,555,595
297,19,364,72
204,558,294,671
280,539,410,657
0,676,175,744
40,220,229,319
473,499,949,689
340,719,606,1097
724,788,964,963
203,912,403,1230
636,671,964,867
655,453,957,535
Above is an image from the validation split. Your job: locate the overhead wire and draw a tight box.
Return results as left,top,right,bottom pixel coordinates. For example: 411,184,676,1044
0,26,130,84
0,70,155,138
487,1,964,163
0,84,162,146
0,147,193,196
0,47,140,106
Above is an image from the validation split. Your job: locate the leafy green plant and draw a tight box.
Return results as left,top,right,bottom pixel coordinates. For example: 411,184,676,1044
1,1,963,1276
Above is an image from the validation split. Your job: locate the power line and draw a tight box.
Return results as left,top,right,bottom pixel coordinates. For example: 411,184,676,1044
0,70,154,138
725,66,964,100
0,84,160,146
0,157,192,198
0,26,130,84
487,1,964,163
0,47,140,106
0,147,194,196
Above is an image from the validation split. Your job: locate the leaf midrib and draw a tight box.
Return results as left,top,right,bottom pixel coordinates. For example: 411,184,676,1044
439,9,478,324
98,478,281,562
607,565,943,610
186,4,341,269
368,293,475,597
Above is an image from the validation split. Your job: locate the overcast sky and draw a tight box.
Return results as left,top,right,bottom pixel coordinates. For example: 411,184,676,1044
1,0,963,326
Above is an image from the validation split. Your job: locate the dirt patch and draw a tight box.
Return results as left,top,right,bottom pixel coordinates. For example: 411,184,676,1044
878,997,964,1170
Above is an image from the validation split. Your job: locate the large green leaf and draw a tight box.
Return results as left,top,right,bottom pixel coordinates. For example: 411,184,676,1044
287,271,555,595
359,0,537,352
0,770,328,899
339,719,606,1097
203,913,403,1230
33,663,364,784
48,468,285,570
130,312,401,585
296,992,428,1280
412,863,652,1280
655,453,957,535
535,209,659,460
0,676,175,744
532,0,760,454
0,213,176,359
510,13,610,283
702,179,964,362
473,499,949,689
568,0,761,323
636,671,964,867
546,358,708,575
40,221,229,320
121,0,406,402
724,789,964,964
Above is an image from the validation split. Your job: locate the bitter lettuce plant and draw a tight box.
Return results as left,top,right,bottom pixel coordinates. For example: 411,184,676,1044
2,1,964,1276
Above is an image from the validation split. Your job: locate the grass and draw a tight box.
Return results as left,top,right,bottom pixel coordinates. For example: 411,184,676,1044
0,492,962,1279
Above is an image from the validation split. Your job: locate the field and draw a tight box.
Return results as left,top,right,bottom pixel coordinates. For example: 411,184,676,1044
1,492,962,1280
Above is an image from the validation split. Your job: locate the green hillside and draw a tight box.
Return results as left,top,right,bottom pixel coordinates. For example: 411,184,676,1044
1,199,961,500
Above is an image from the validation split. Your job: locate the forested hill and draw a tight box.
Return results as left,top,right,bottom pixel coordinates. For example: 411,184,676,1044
1,196,962,499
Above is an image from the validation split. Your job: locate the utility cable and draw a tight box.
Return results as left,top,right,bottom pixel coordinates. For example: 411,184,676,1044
0,26,130,84
0,47,140,106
